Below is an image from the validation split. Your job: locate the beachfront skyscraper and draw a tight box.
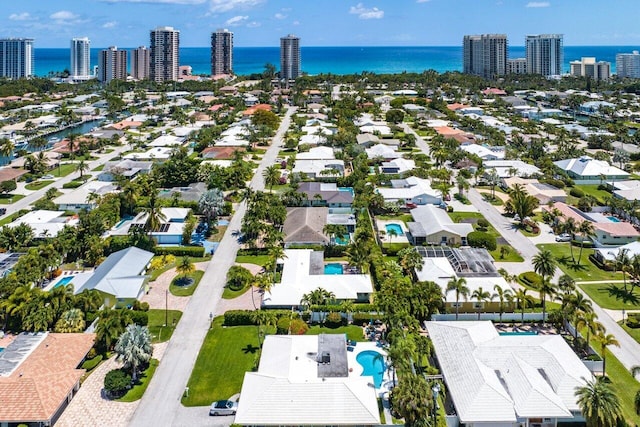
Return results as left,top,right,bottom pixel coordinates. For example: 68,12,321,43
462,34,507,79
0,38,34,79
569,57,610,81
616,51,640,78
98,46,127,83
525,34,563,77
211,29,233,76
131,46,150,80
280,34,300,82
70,37,91,80
150,26,180,82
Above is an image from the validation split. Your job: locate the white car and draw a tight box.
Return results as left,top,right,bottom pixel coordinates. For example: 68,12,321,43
555,233,572,242
209,400,237,416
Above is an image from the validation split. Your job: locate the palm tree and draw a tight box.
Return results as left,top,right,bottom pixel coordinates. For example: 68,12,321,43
577,221,595,265
567,291,593,339
576,311,604,352
397,247,423,277
614,248,631,292
340,300,355,324
596,331,620,377
387,227,398,242
263,164,281,192
493,285,513,324
0,138,15,162
446,277,469,321
575,377,622,427
114,324,153,381
175,256,195,279
533,249,557,287
471,287,492,320
513,288,534,325
562,217,578,262
142,189,166,238
95,308,132,350
251,309,277,348
389,373,432,426
557,274,576,295
75,159,89,179
538,279,557,325
486,168,500,200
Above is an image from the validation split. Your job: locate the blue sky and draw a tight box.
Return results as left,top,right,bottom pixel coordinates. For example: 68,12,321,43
3,0,640,48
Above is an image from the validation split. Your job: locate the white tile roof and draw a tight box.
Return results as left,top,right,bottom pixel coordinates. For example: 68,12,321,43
410,205,473,238
426,321,593,423
235,335,380,426
554,156,629,178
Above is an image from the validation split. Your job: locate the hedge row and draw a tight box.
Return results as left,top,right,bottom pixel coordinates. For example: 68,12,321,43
223,309,382,326
154,246,205,257
309,303,375,312
519,271,542,288
62,181,84,189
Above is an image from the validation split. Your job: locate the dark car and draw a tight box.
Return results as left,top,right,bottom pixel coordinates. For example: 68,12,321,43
209,400,238,416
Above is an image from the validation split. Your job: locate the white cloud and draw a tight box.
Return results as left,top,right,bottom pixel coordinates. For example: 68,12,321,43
102,21,118,28
274,12,287,20
50,11,79,21
225,15,248,26
526,1,550,7
416,0,430,3
349,3,384,19
101,0,205,4
246,21,261,28
292,20,300,26
209,0,264,13
9,12,33,21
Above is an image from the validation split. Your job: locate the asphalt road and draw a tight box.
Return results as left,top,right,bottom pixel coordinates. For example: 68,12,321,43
128,107,296,427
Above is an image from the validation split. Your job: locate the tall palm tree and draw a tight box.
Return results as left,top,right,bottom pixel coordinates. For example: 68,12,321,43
175,256,195,278
471,287,492,320
538,279,557,325
513,288,534,325
251,309,277,348
143,189,167,239
446,277,469,321
0,138,15,161
115,324,153,381
576,311,604,352
557,274,576,295
568,291,593,339
577,221,595,265
575,377,622,427
493,285,513,324
562,217,578,262
76,159,89,179
533,249,557,286
262,164,281,192
389,373,432,426
614,248,631,292
596,331,620,377
95,308,132,350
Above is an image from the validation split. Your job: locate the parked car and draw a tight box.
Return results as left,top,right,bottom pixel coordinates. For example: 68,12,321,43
209,400,238,416
555,233,572,242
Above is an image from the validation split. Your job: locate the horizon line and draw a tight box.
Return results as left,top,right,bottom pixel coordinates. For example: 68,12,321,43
32,44,640,49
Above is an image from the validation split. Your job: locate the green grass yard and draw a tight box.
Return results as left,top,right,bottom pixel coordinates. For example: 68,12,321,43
169,270,204,297
235,254,271,267
182,317,261,406
449,211,523,262
55,163,79,177
0,194,25,205
537,243,623,282
25,180,54,191
148,309,183,343
305,325,367,342
574,184,612,205
116,359,159,402
577,282,640,310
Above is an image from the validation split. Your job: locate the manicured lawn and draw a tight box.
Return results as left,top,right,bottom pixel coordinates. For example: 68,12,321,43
92,164,105,172
182,317,260,406
148,309,183,343
148,256,210,281
448,211,484,222
222,283,252,300
235,254,271,267
537,243,623,282
0,209,28,225
169,270,204,297
377,214,413,224
305,325,367,342
575,184,612,205
55,163,79,177
117,359,159,402
577,282,640,310
490,245,524,262
449,211,522,262
25,180,54,190
0,194,25,204
207,225,227,243
620,322,640,345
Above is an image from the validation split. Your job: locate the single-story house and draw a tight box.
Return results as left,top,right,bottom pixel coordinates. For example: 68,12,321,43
594,240,640,263
110,207,191,245
7,209,78,238
427,321,592,426
158,182,207,203
460,144,505,161
98,159,153,181
483,160,542,179
502,177,567,204
0,332,95,427
380,158,415,176
376,176,442,206
297,182,354,208
283,207,329,247
292,159,345,180
408,205,473,245
123,146,173,161
611,180,640,201
356,133,380,147
235,334,380,426
554,156,629,184
366,144,401,161
54,181,118,212
263,249,373,308
76,246,154,307
201,146,243,160
296,146,336,161
148,134,185,147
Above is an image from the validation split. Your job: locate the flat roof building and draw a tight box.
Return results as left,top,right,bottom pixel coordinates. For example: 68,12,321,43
525,34,563,77
70,37,91,80
280,34,301,82
616,50,640,79
211,29,233,75
569,57,610,81
151,26,179,82
463,34,507,79
98,46,127,83
0,38,34,79
131,46,151,80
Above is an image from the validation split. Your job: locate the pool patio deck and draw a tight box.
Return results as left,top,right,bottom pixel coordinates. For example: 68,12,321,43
376,219,409,243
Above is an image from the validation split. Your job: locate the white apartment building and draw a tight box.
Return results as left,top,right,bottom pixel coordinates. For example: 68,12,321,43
616,51,640,78
0,38,34,79
570,57,611,81
525,34,563,77
70,37,91,80
280,34,301,82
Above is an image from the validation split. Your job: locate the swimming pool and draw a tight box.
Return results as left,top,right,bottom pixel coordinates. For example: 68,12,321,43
54,276,75,289
334,234,350,246
356,350,386,389
385,223,404,236
499,330,538,336
324,263,343,275
607,216,620,223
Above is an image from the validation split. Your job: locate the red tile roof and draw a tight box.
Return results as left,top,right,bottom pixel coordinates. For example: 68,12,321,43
242,104,272,116
0,333,95,423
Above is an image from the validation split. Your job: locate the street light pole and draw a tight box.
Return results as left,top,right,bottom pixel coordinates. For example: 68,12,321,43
432,382,441,426
165,289,168,326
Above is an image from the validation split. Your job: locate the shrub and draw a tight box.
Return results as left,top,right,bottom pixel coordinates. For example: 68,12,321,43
352,312,383,324
62,181,84,189
467,231,497,251
132,300,150,312
477,218,490,228
325,312,343,328
276,317,291,334
86,348,98,360
129,310,149,326
82,354,103,371
104,369,131,398
153,246,205,257
224,310,256,326
226,265,253,291
519,271,542,288
569,187,585,198
289,318,309,335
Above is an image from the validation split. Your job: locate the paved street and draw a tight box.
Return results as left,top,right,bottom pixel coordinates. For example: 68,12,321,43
128,107,296,427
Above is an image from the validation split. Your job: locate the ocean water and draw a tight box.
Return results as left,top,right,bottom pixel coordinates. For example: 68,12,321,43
34,45,637,77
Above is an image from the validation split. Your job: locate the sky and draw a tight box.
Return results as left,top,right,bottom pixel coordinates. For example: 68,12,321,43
3,0,640,48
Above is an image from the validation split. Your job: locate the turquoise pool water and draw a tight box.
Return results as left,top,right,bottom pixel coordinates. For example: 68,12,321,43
607,216,620,223
499,331,538,336
54,276,75,288
356,350,386,388
334,234,350,245
324,263,343,275
385,223,404,236
338,187,355,196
